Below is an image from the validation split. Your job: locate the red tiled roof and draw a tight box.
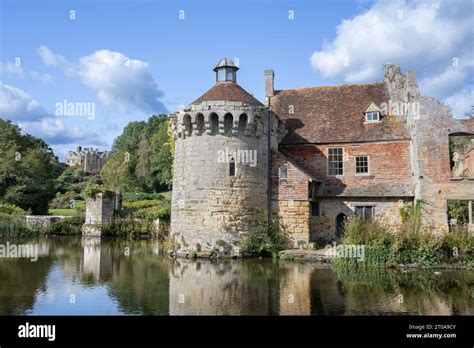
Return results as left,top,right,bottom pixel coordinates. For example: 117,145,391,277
192,82,263,106
269,82,409,144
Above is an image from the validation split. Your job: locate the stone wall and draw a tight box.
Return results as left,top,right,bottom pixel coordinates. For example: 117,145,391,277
310,197,410,241
82,193,115,236
25,215,69,230
272,200,310,246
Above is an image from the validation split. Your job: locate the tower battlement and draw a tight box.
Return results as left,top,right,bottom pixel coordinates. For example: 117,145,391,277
173,101,286,141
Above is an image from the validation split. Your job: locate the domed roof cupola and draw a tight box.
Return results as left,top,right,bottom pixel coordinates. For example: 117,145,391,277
213,58,239,83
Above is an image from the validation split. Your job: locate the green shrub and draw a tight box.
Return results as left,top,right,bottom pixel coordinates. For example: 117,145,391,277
82,184,114,198
122,192,164,202
123,199,163,209
343,217,392,247
42,216,84,235
241,221,288,257
339,214,473,268
447,201,470,225
101,217,153,237
132,205,170,221
0,203,28,216
0,213,34,237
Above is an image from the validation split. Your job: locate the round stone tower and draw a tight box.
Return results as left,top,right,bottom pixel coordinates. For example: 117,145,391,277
170,58,278,258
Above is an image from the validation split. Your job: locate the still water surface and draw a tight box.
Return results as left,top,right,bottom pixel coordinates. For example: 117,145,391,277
0,237,472,315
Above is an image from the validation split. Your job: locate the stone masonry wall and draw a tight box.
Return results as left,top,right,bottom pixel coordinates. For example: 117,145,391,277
272,200,310,246
310,197,411,241
82,193,115,236
171,101,286,257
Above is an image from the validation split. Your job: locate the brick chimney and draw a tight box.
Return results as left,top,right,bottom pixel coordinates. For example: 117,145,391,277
265,69,274,98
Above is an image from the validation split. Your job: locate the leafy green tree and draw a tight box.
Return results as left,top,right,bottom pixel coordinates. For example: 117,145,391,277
105,115,173,193
111,121,147,154
100,152,135,193
0,119,62,214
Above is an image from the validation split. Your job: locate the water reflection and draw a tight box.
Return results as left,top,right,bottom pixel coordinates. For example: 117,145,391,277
0,237,472,315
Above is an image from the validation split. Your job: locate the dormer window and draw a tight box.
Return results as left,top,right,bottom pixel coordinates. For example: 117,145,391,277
363,102,382,123
366,111,380,122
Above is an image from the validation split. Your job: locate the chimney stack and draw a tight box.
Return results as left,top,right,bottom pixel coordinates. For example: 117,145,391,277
265,69,274,98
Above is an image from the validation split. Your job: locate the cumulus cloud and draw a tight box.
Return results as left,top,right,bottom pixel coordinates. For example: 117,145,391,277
0,82,102,145
18,118,105,145
38,45,167,113
310,0,473,117
0,82,48,121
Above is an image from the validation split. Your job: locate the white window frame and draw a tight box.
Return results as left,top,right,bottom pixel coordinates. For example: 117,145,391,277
355,155,370,176
365,111,380,122
327,147,344,176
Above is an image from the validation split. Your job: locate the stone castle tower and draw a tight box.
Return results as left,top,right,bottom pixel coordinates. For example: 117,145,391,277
170,58,284,258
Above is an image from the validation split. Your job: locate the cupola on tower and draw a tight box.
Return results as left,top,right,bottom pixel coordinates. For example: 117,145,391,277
170,58,284,258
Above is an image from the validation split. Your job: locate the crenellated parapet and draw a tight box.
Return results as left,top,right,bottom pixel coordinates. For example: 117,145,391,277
172,100,272,139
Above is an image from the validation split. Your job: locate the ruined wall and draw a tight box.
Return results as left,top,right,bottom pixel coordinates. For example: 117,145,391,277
385,64,474,232
82,193,115,236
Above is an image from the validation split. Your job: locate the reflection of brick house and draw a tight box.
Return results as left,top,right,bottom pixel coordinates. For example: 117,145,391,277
170,60,474,256
66,146,107,174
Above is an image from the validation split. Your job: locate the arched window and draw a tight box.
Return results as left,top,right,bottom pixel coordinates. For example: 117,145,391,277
196,113,204,134
183,114,192,136
210,113,219,134
238,114,248,134
229,157,236,176
224,113,233,134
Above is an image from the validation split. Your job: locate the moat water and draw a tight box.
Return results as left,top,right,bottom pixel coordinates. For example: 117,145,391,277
0,237,472,315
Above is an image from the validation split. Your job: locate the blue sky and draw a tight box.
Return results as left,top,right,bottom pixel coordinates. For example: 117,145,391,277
1,0,472,160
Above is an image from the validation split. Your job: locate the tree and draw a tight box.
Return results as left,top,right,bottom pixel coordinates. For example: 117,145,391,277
0,119,62,214
111,121,147,154
100,152,135,193
104,115,173,193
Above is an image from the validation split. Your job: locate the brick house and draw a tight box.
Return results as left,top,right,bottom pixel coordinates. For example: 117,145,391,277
266,64,474,242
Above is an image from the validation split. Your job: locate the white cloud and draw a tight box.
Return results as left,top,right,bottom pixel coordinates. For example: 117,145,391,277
19,118,105,145
0,82,102,145
310,0,473,116
444,89,473,118
0,82,48,121
38,45,167,113
0,61,52,83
